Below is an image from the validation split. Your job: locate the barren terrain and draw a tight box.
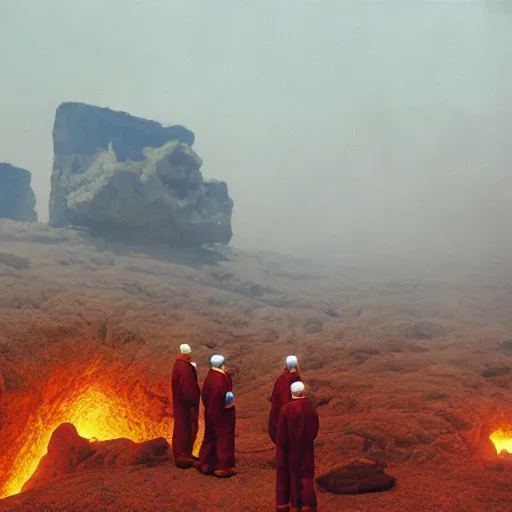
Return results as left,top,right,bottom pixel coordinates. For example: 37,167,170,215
0,219,511,511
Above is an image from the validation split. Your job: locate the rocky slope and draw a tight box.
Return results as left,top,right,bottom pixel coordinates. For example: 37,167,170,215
0,164,37,222
49,103,232,246
0,220,511,511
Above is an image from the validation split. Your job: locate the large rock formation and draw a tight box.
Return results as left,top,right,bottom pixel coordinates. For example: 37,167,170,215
22,423,169,493
49,102,233,246
0,163,37,222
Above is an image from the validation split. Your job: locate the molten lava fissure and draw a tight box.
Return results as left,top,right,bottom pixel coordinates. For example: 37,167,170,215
0,357,203,499
489,428,512,456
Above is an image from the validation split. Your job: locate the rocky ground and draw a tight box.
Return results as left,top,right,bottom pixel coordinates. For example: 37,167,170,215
0,219,512,511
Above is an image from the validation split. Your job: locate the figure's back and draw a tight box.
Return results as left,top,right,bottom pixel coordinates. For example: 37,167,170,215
281,398,319,451
201,369,235,427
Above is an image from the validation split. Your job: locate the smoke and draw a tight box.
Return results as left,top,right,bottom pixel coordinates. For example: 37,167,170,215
0,1,511,269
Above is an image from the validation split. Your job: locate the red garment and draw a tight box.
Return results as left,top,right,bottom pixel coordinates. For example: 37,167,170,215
268,368,301,444
275,397,319,510
190,405,199,451
198,367,236,472
171,354,200,462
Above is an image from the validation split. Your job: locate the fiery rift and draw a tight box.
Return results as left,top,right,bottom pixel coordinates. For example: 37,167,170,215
0,354,203,499
0,342,511,500
489,428,512,457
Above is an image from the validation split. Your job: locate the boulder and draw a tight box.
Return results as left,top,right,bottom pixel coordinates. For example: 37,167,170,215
0,163,37,221
315,457,396,494
22,423,170,493
22,423,95,492
76,436,169,469
49,102,233,246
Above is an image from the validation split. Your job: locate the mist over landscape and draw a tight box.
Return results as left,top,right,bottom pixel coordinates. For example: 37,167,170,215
1,0,511,268
3,3,512,511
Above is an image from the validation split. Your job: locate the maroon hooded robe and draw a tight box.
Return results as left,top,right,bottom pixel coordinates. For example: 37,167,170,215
198,367,236,474
171,354,200,466
268,368,301,444
276,397,319,511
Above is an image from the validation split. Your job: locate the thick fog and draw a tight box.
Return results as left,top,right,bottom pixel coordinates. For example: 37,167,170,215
1,1,511,268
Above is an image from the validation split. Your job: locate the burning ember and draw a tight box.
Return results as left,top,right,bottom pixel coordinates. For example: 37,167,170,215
489,428,512,456
0,358,203,500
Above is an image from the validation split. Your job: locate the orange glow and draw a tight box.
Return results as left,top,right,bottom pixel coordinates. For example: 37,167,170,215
489,428,512,456
1,382,203,499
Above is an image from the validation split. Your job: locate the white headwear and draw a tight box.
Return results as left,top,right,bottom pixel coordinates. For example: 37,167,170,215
210,354,225,368
286,355,298,370
290,381,305,396
180,343,191,354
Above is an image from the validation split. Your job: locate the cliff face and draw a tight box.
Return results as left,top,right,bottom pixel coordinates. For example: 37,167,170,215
49,102,232,246
0,163,37,222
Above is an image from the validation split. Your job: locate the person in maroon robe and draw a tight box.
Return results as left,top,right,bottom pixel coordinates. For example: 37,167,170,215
197,354,237,478
171,343,201,469
268,355,301,444
275,381,319,512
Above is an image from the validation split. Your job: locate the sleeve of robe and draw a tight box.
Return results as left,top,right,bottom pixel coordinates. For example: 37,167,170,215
276,400,319,453
179,363,200,407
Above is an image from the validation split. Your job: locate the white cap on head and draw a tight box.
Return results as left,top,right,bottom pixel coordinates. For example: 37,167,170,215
210,354,225,368
180,344,191,354
290,381,305,396
286,355,298,369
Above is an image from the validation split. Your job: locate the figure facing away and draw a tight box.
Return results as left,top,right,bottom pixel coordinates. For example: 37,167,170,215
171,343,201,469
275,381,319,512
197,354,237,478
269,355,301,444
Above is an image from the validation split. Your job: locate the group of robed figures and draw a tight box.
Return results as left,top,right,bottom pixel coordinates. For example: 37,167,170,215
171,344,319,512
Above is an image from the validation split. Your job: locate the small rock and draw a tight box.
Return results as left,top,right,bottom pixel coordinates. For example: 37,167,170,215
303,319,324,334
499,340,512,352
480,366,510,378
326,306,340,318
404,321,445,340
315,457,396,495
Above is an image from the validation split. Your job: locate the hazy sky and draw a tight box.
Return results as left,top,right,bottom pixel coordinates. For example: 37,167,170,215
1,1,511,265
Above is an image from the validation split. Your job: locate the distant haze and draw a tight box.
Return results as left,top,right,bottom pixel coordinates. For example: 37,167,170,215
1,1,511,267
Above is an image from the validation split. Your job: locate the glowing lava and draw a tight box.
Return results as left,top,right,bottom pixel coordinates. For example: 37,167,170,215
489,428,512,456
1,384,202,499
